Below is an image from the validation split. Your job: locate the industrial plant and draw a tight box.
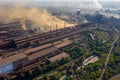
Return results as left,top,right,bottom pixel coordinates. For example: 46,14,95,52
0,0,120,80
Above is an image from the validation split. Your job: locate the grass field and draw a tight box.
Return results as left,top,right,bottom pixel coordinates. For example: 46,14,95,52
94,31,111,42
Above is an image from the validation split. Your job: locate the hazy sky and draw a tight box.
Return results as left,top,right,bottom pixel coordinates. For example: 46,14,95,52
1,0,120,2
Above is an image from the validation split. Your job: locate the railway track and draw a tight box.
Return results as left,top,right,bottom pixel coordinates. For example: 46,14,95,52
15,26,83,47
0,25,88,49
0,25,90,78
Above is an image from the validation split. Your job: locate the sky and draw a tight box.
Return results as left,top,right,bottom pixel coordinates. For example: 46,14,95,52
1,0,120,2
0,0,120,9
0,0,120,4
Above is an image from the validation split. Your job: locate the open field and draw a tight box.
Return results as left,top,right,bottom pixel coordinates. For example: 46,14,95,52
94,31,111,41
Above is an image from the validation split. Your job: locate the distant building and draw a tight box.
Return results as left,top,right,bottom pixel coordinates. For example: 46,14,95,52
76,44,87,49
89,33,95,40
83,55,99,66
76,9,81,19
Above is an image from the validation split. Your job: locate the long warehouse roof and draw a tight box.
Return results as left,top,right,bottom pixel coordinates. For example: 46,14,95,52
28,47,57,61
24,43,53,55
0,53,27,67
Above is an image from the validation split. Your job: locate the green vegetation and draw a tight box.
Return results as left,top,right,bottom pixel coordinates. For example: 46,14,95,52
7,24,117,80
35,28,113,80
94,31,110,41
69,30,110,80
103,38,120,80
14,57,71,80
32,27,114,80
0,53,3,57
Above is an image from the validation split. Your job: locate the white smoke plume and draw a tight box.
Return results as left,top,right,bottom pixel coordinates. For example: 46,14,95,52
93,0,105,11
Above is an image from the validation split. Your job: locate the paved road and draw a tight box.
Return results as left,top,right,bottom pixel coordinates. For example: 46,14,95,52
98,36,119,80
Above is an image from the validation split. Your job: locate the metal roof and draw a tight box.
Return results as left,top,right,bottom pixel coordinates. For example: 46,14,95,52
54,39,73,49
24,43,53,55
0,53,27,67
28,47,57,61
48,52,69,62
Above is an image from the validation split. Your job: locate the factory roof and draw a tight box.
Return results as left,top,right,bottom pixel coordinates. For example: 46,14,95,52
24,43,53,55
0,53,27,67
28,47,57,61
52,41,62,45
0,31,8,34
28,39,72,61
48,52,69,62
54,39,73,49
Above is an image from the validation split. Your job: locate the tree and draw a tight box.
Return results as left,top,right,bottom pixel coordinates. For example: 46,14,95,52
43,75,50,80
65,76,73,80
37,65,43,74
28,70,33,76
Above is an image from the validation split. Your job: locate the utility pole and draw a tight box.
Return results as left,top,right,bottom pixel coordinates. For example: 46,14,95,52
64,23,66,33
39,27,41,33
49,24,51,37
56,24,58,36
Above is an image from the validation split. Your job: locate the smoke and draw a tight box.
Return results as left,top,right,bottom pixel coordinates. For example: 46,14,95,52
0,5,74,31
93,0,102,9
93,0,105,10
21,20,27,31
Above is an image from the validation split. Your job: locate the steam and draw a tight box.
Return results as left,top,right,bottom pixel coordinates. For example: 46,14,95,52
93,0,105,11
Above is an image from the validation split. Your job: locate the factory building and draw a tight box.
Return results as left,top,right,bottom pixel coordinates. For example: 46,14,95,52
0,38,73,74
83,55,99,66
0,53,28,74
76,9,81,19
0,31,8,40
47,52,69,63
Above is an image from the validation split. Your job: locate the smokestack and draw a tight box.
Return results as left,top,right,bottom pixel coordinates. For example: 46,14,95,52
64,23,66,29
56,24,58,35
39,27,41,33
49,24,51,36
64,23,67,33
56,24,58,30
